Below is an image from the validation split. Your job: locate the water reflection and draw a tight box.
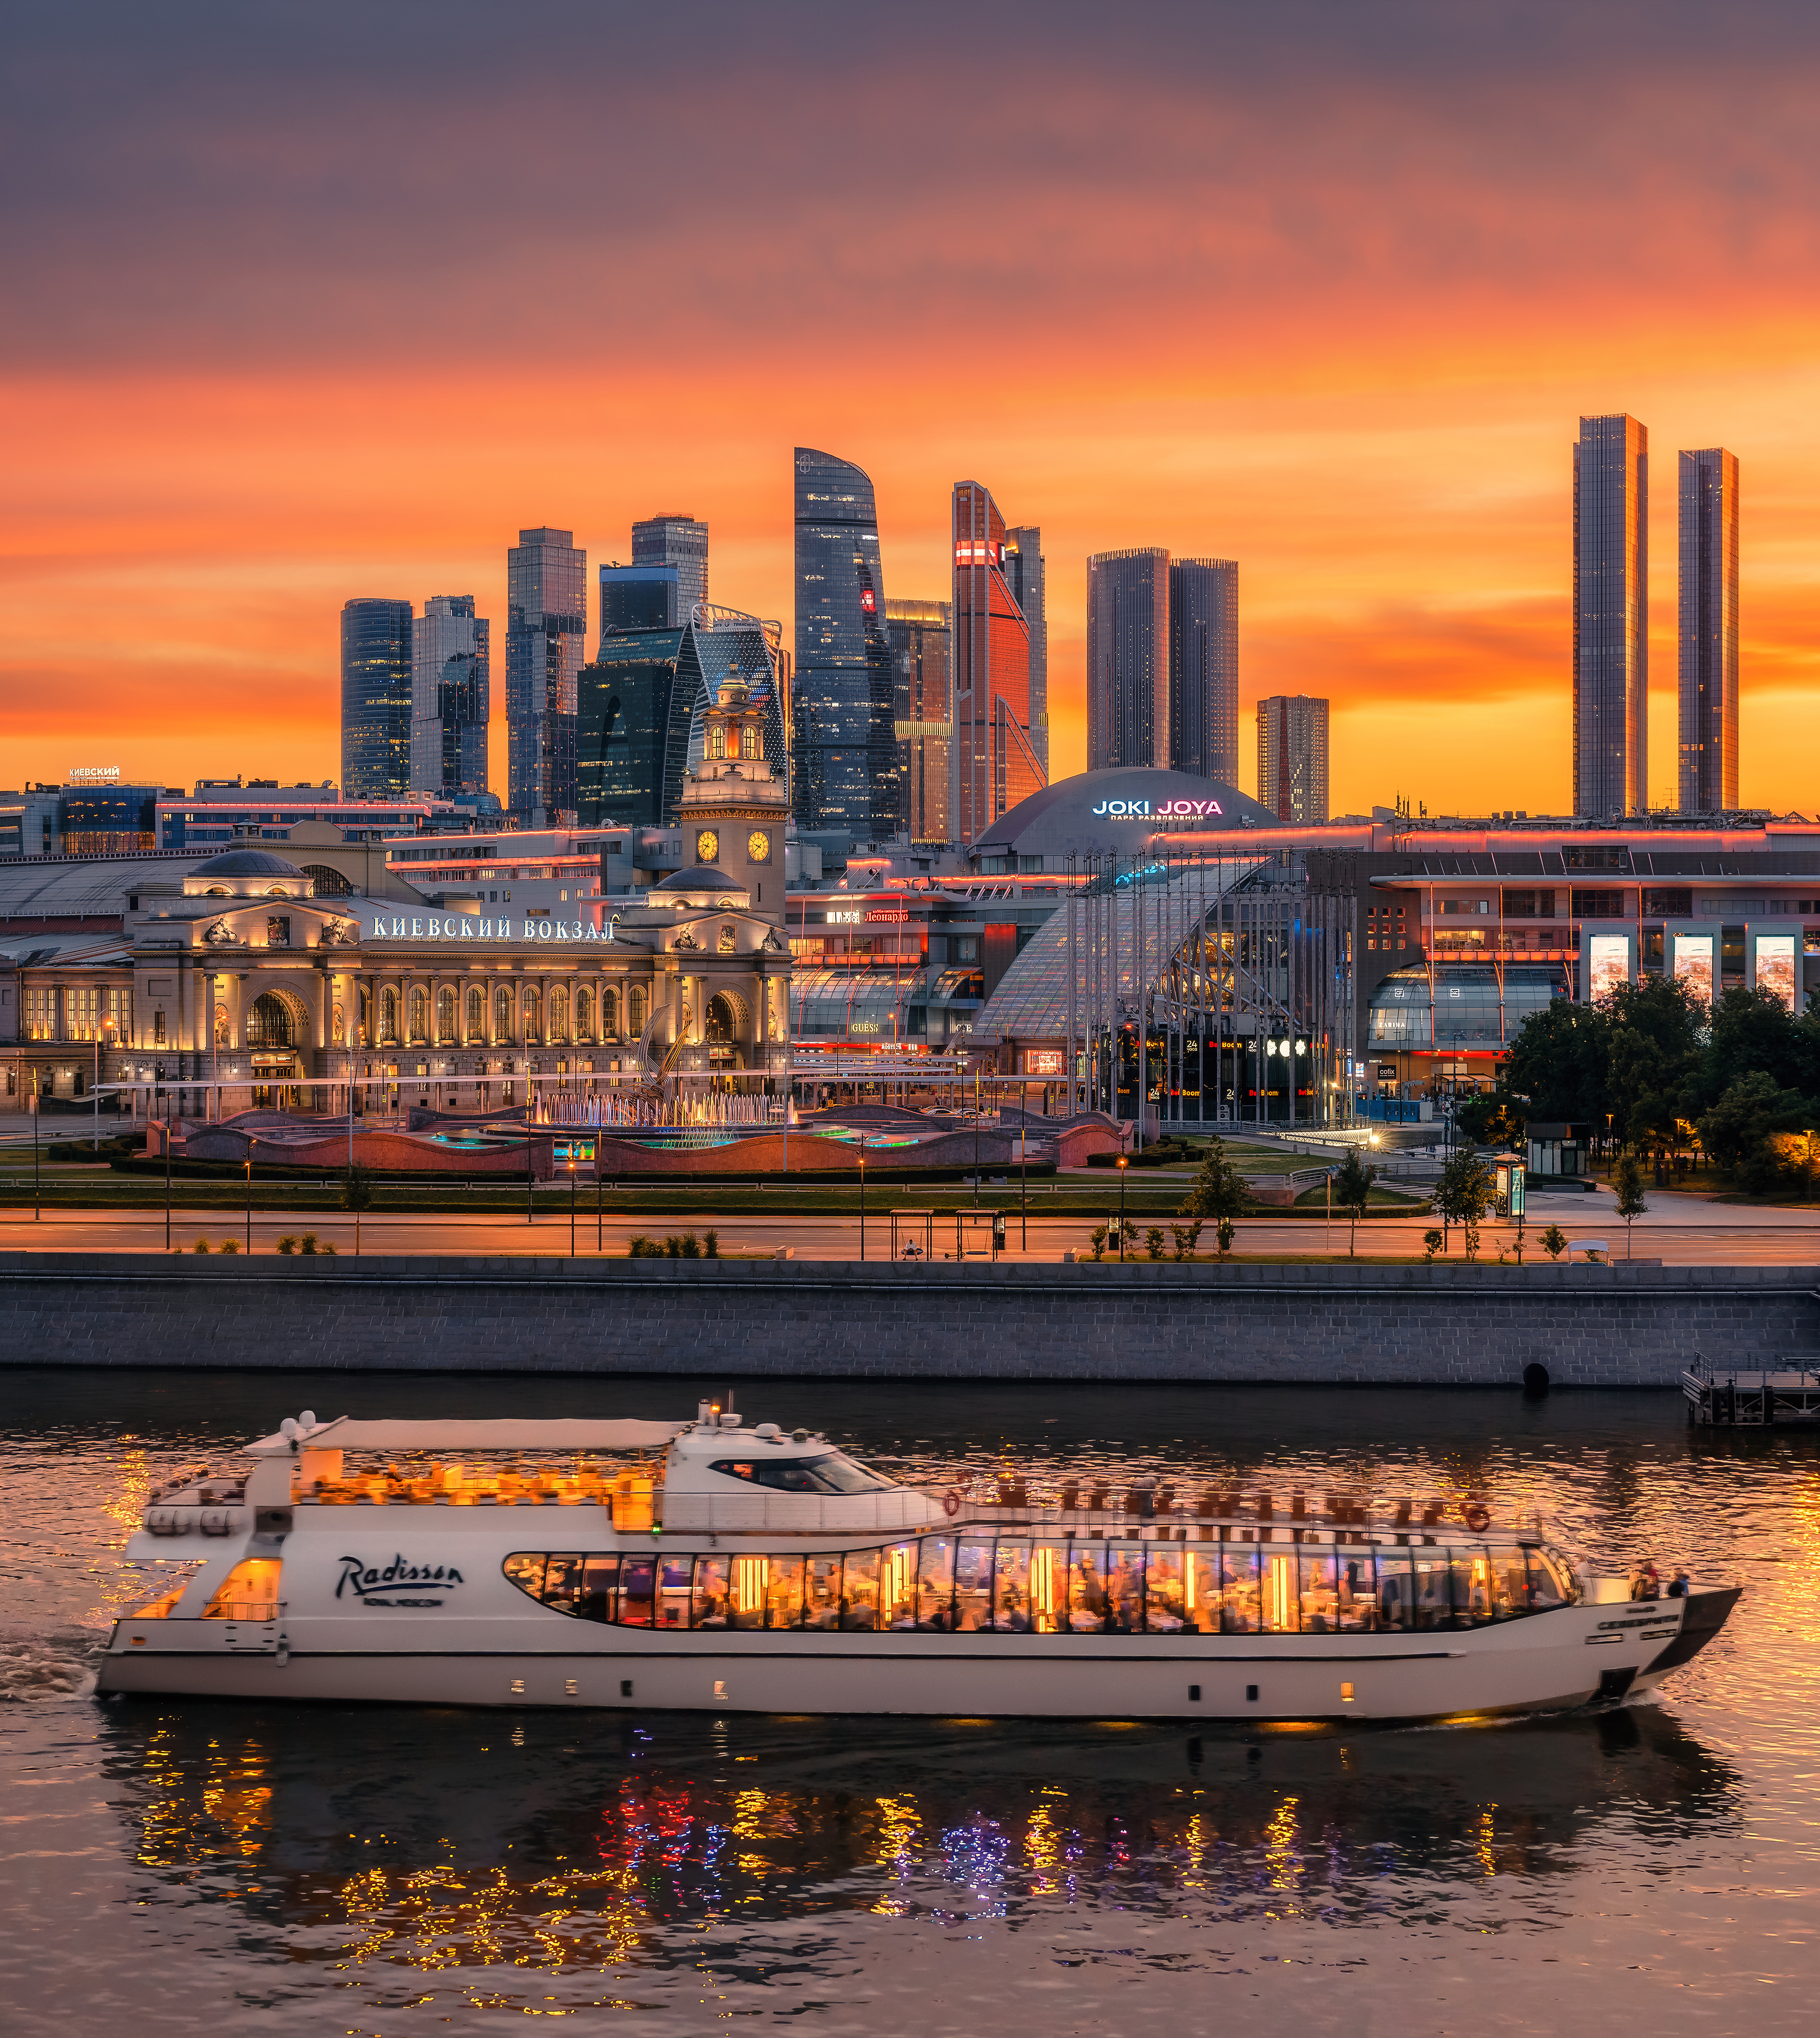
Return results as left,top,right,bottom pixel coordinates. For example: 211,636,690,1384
96,1697,1739,2001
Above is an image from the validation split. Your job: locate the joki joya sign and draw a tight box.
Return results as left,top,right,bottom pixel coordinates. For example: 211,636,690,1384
1090,797,1224,819
364,913,618,944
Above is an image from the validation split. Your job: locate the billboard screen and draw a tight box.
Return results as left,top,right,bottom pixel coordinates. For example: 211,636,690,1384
1754,933,1798,1013
1672,932,1715,1009
1588,934,1630,1004
1024,1049,1064,1077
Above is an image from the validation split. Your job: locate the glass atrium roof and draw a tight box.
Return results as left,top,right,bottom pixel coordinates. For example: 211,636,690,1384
1367,964,1569,1048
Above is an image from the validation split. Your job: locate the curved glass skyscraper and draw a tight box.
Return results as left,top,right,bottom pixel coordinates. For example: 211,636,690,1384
793,447,900,840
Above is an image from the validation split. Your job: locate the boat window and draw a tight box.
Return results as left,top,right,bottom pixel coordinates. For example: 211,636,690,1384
1412,1552,1451,1631
882,1542,918,1629
657,1556,692,1628
1103,1544,1146,1634
805,1554,842,1629
1484,1545,1532,1619
842,1547,881,1629
693,1554,733,1627
916,1535,955,1629
707,1453,891,1495
1261,1549,1299,1633
1146,1547,1187,1632
128,1563,207,1620
1375,1549,1414,1631
541,1552,589,1616
619,1555,656,1625
766,1554,806,1629
1448,1549,1496,1627
1219,1547,1262,1634
1183,1548,1221,1633
1031,1541,1070,1633
955,1535,994,1631
1527,1547,1575,1608
992,1539,1033,1632
1066,1544,1108,1631
202,1556,281,1621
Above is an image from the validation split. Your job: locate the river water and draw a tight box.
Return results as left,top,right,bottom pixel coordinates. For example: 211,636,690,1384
2,1370,1816,2035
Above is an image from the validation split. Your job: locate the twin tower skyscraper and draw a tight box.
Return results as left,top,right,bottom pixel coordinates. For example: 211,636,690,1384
1573,415,1741,817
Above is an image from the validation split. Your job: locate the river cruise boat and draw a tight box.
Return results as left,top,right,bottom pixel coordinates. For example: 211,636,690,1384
98,1406,1740,1724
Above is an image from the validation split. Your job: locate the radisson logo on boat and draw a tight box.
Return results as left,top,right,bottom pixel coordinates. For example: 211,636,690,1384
337,1554,466,1605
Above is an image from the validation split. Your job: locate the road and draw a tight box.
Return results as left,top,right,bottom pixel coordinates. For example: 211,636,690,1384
2,1187,1817,1264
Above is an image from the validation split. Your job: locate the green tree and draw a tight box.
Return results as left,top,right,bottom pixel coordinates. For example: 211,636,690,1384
1694,985,1817,1113
1434,1148,1496,1260
1503,998,1610,1127
1422,1228,1443,1261
1331,1146,1377,1258
340,1163,374,1255
1453,1092,1527,1148
1539,1223,1567,1259
1612,1152,1648,1259
1603,975,1702,1157
1180,1136,1251,1241
1698,1070,1810,1191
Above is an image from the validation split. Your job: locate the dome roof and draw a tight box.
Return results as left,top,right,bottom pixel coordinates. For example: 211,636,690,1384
189,848,306,879
652,865,738,891
969,767,1278,862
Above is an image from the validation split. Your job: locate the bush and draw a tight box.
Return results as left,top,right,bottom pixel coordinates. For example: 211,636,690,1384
317,1241,338,1256
1539,1223,1567,1259
192,1237,210,1254
277,1236,298,1255
703,1229,719,1258
628,1234,665,1258
1216,1217,1234,1255
679,1231,702,1259
1145,1226,1165,1259
1422,1228,1443,1261
299,1233,320,1255
217,1239,239,1254
1170,1220,1203,1261
1089,1224,1108,1261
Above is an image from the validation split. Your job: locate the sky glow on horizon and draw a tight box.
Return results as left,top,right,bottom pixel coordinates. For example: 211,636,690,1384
5,2,1819,816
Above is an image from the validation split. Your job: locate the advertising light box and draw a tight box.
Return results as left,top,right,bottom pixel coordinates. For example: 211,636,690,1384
1672,930,1716,1010
1752,932,1798,1013
1584,932,1633,1004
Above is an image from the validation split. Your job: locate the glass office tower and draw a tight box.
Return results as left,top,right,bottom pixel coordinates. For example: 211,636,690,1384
952,480,1043,845
1257,694,1329,824
792,447,900,840
886,599,952,844
409,595,490,798
599,564,679,637
341,597,415,799
1678,447,1740,813
506,526,587,827
1004,525,1047,776
631,515,708,616
1169,558,1238,783
1086,549,1170,769
1574,415,1648,817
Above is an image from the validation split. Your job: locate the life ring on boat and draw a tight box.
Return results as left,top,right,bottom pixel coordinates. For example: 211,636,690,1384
943,1488,964,1518
1463,1503,1491,1533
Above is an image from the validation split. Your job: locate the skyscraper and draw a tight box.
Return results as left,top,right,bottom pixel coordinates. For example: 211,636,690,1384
1258,695,1329,825
886,599,952,844
1678,447,1740,813
599,564,679,638
506,526,586,827
1086,549,1170,770
1004,525,1047,776
631,514,708,617
409,595,489,798
792,447,899,840
952,480,1044,844
1573,414,1648,817
340,597,414,799
1169,559,1238,783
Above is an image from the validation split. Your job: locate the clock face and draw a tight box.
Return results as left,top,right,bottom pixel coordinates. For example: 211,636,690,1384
695,829,719,865
746,829,771,863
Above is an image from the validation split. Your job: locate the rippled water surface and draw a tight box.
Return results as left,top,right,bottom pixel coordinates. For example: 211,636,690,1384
3,1369,1818,2035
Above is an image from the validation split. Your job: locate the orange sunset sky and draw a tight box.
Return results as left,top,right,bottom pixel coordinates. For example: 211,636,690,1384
5,2,1819,818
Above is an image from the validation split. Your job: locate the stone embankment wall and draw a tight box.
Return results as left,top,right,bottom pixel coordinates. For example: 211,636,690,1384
0,1255,1808,1385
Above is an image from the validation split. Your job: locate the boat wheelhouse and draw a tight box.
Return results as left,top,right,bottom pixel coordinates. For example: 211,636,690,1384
99,1404,1740,1723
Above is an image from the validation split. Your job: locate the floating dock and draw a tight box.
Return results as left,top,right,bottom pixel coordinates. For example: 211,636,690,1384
1683,1358,1820,1426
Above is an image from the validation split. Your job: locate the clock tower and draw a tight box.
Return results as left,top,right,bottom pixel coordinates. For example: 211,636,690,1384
674,666,791,927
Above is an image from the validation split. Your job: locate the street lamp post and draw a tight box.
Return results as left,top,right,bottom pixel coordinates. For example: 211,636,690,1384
161,1081,172,1251
32,1066,41,1223
1019,1075,1028,1252
596,1154,603,1254
245,1148,253,1254
1117,1152,1128,1260
569,1149,577,1259
858,1148,866,1262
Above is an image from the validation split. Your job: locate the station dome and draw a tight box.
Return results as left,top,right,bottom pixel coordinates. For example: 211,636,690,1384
183,848,312,898
968,767,1280,869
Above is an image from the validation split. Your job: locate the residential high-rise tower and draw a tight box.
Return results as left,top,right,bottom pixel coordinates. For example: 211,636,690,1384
1169,558,1238,783
1677,447,1740,813
886,599,952,844
1573,414,1648,816
631,514,708,617
792,447,899,840
506,526,586,827
1004,525,1047,776
340,597,414,800
952,480,1043,844
409,595,489,798
1258,694,1329,825
1086,549,1170,769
